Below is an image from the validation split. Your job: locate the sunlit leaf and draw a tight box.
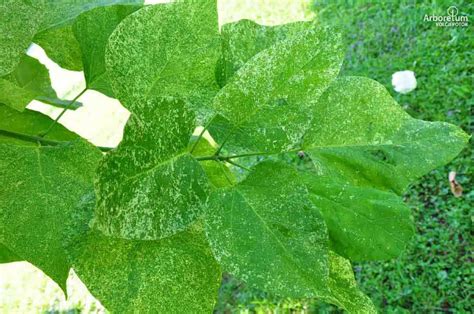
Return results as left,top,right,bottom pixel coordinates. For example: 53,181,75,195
73,5,141,97
106,0,220,117
210,24,344,153
66,192,221,313
0,0,43,76
94,97,209,240
205,161,329,298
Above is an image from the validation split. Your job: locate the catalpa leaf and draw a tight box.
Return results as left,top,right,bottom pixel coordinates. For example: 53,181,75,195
322,252,377,313
65,193,221,313
34,24,84,71
73,5,141,97
0,104,77,144
301,173,414,261
0,55,57,111
39,0,144,32
210,25,344,154
0,0,43,76
95,97,209,240
217,19,310,86
0,244,21,264
303,76,469,194
106,0,220,114
0,140,102,292
205,161,329,298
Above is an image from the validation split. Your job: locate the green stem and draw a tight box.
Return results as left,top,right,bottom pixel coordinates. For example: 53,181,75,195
0,129,113,152
195,151,272,162
0,129,63,146
40,87,88,138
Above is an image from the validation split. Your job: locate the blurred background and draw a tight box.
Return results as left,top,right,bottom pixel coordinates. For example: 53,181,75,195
0,0,472,313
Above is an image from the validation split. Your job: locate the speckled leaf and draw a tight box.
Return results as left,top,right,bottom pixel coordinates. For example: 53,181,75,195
34,24,83,71
322,252,377,313
105,0,220,114
0,244,21,264
0,104,78,144
301,173,415,261
303,76,469,194
0,55,57,111
0,0,43,76
39,0,144,31
205,161,329,298
210,25,344,154
65,192,221,313
94,97,210,240
217,19,310,86
0,140,102,292
190,136,236,189
73,5,141,97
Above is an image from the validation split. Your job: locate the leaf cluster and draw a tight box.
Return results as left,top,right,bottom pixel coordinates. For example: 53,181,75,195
0,1,469,313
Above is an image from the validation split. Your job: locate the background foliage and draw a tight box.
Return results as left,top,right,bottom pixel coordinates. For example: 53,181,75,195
0,0,471,313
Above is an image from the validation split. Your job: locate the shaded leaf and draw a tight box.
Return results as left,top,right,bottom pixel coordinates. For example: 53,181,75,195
34,23,83,71
205,161,329,298
323,252,377,313
0,140,102,292
301,172,414,261
303,76,469,194
94,97,209,240
0,244,21,264
217,19,310,86
0,104,77,144
106,0,220,116
210,25,344,153
0,0,43,76
39,0,144,31
65,192,221,313
0,55,56,111
73,5,141,97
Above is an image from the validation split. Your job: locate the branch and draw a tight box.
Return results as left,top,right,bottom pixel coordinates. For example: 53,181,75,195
40,87,88,138
0,129,113,152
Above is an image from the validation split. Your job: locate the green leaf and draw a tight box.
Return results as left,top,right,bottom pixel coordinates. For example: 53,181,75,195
0,140,102,292
94,97,209,240
323,252,377,313
73,5,141,97
39,0,144,31
65,192,221,313
217,19,310,86
0,244,21,264
0,0,43,76
301,173,415,261
0,55,57,111
0,104,78,144
210,25,344,153
303,76,469,194
105,1,220,115
34,24,84,71
205,161,329,298
190,136,237,189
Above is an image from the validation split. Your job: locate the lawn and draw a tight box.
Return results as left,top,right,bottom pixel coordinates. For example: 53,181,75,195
0,0,472,313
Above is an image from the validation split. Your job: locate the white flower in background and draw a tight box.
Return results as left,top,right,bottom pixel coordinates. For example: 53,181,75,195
391,70,417,94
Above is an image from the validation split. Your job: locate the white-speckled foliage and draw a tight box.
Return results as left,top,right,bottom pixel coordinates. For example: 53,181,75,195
0,1,469,313
94,97,209,240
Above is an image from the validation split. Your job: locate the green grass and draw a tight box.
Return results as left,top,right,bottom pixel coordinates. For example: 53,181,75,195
216,1,473,312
